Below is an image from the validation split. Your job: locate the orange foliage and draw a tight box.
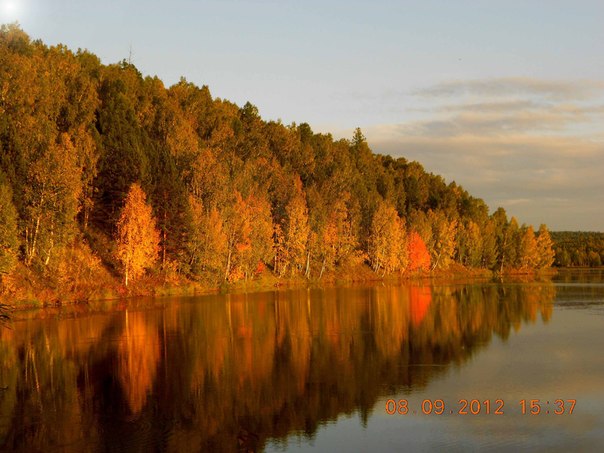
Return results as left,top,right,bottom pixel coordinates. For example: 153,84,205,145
407,231,431,272
254,260,266,275
117,311,160,414
115,184,160,286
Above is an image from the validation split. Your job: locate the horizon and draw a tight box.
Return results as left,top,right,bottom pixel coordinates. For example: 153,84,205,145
2,0,603,231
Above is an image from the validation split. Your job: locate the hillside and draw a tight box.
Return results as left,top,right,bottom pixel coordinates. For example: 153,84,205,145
0,25,555,305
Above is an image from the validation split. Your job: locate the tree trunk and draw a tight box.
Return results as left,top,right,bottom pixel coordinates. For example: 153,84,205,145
225,244,232,281
279,262,288,278
431,252,441,271
83,206,89,231
162,229,167,267
162,211,167,267
304,251,311,278
44,219,55,266
26,216,41,266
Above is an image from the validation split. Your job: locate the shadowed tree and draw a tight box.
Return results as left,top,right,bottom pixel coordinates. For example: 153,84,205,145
456,220,483,268
23,134,83,266
0,179,19,275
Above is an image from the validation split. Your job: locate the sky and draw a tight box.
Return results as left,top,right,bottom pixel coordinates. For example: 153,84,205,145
2,0,603,231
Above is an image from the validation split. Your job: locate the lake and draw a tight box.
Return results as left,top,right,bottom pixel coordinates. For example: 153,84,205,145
0,269,603,452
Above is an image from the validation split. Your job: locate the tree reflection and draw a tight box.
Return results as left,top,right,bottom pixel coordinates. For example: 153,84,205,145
117,310,160,415
0,280,555,451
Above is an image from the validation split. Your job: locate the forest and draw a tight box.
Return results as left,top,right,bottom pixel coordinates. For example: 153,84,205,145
0,24,557,304
551,232,604,267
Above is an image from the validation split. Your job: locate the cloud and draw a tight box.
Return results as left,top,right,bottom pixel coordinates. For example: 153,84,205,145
500,198,531,206
397,110,590,136
440,100,540,113
365,77,604,230
414,77,604,101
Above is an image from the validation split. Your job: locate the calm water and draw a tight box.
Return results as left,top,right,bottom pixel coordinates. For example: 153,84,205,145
0,270,603,452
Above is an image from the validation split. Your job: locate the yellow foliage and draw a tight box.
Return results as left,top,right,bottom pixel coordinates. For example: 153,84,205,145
117,311,160,414
368,201,406,274
115,184,160,286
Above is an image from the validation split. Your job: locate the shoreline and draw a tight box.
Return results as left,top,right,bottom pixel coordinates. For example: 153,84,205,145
0,264,561,315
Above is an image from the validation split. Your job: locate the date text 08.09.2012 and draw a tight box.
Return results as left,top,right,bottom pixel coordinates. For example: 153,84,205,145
385,399,576,416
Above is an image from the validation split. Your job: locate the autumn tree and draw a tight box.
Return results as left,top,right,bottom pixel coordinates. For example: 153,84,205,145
223,192,273,281
0,180,19,275
480,219,498,269
317,195,358,277
407,231,431,272
502,217,521,270
456,220,483,268
115,183,160,286
407,209,432,249
519,226,539,270
185,195,227,279
276,178,310,277
426,210,457,270
23,134,83,266
0,32,85,267
536,224,555,269
489,208,507,271
368,201,405,274
188,148,229,208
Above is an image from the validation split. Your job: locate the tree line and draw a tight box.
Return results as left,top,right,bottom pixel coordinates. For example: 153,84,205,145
0,25,556,293
551,231,604,267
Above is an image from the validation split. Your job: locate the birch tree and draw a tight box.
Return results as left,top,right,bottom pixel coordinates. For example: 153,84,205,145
116,183,160,286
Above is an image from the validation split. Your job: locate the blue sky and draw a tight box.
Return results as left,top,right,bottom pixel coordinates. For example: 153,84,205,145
2,0,603,230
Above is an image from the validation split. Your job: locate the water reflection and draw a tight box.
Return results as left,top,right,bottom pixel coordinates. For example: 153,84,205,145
0,281,555,451
553,269,604,312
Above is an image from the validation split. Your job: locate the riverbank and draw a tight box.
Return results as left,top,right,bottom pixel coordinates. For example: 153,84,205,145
0,260,559,313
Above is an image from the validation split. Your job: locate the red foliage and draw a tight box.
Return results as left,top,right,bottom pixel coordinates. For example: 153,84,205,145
407,231,431,272
254,260,266,275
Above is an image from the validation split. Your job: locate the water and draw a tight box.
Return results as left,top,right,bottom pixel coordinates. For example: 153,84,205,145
0,269,602,452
